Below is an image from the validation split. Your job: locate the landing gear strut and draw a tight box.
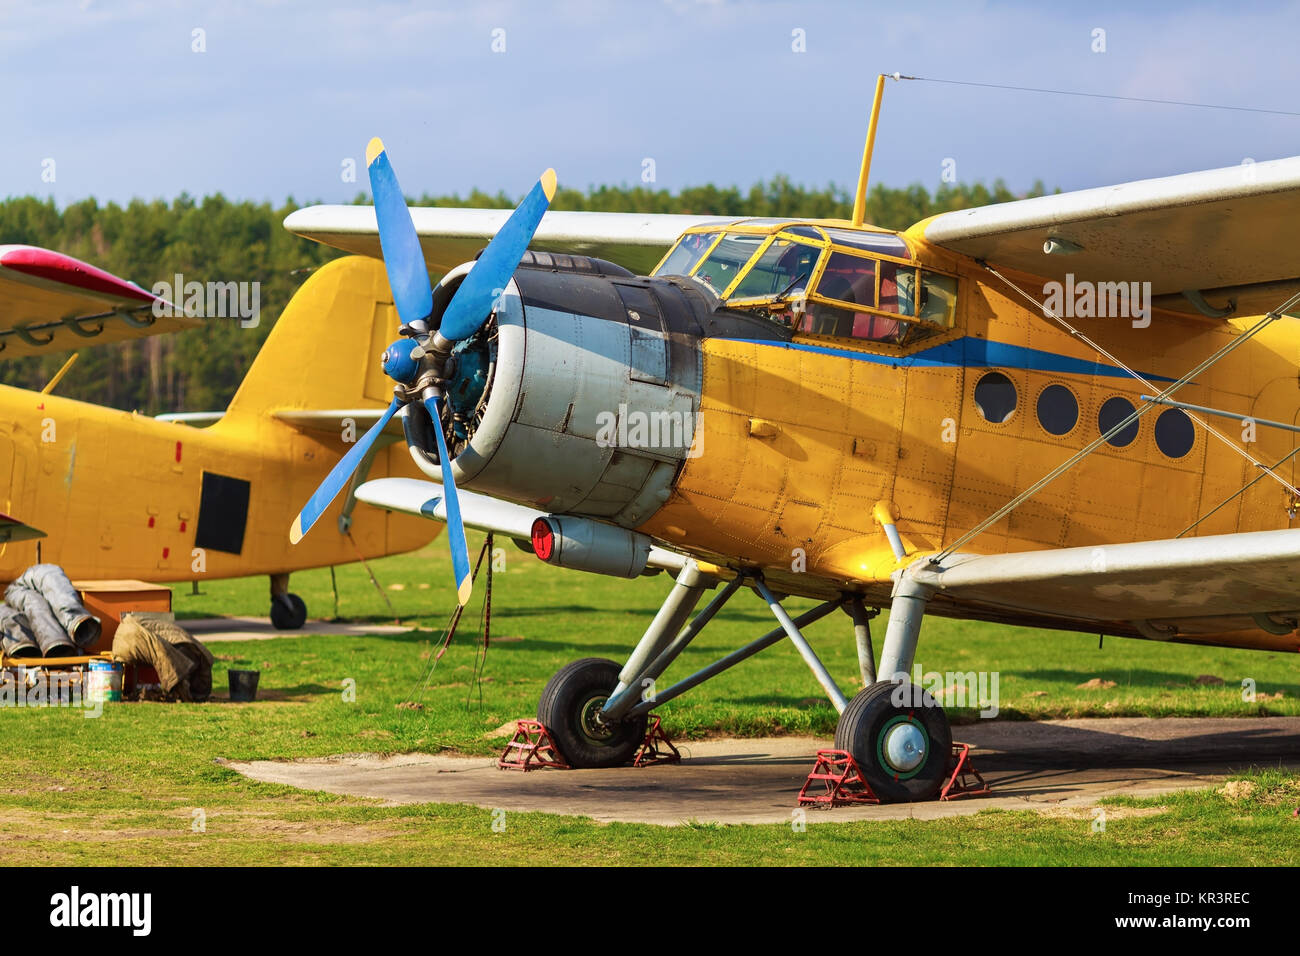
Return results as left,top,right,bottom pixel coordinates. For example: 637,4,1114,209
269,572,307,630
539,561,955,800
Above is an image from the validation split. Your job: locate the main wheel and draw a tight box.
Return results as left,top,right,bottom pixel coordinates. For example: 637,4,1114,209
270,593,307,630
835,680,952,802
537,658,647,768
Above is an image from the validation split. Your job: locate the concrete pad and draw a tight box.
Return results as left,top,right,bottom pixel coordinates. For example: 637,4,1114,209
183,617,410,642
226,716,1300,825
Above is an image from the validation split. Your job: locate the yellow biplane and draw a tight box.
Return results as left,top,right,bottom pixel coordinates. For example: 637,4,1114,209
276,82,1299,799
0,244,437,627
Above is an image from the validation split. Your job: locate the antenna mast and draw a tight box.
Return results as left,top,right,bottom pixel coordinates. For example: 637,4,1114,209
851,73,888,227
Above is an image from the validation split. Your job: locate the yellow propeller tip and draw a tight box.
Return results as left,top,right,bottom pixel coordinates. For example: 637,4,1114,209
456,578,474,606
540,168,557,201
365,137,385,166
289,516,304,545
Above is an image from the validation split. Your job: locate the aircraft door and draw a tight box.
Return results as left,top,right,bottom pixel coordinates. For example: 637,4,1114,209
895,363,963,550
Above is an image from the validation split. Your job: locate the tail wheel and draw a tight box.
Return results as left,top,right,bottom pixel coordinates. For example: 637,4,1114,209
537,658,646,768
834,680,952,802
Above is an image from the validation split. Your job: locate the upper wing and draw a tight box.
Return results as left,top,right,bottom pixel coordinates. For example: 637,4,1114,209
908,527,1300,651
915,156,1300,319
0,245,196,358
355,477,686,572
283,206,738,277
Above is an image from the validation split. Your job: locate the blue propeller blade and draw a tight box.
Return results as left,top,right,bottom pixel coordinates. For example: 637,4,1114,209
423,393,473,606
290,396,404,544
366,138,433,327
438,169,556,342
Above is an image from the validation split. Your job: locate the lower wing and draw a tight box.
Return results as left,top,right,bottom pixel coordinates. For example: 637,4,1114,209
909,528,1300,651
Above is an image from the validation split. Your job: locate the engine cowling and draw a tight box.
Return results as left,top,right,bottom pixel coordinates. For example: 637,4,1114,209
401,258,789,532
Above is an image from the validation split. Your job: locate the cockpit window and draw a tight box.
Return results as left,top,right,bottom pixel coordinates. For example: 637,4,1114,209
728,238,821,301
692,233,765,293
878,260,916,316
655,231,720,278
653,222,957,352
816,251,876,308
799,255,955,347
821,227,910,258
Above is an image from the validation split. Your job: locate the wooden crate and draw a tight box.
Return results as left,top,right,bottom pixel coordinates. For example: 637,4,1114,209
72,579,172,655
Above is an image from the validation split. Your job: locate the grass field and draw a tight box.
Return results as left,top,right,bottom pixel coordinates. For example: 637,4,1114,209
4,534,1298,866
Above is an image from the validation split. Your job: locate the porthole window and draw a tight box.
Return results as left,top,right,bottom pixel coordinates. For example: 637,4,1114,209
974,371,1017,424
1154,408,1195,459
1098,396,1139,447
1036,384,1079,436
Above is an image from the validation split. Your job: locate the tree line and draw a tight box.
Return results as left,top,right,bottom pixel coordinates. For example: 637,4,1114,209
0,177,1046,413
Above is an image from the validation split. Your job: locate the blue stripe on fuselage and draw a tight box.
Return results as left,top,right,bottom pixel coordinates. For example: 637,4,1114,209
730,336,1176,382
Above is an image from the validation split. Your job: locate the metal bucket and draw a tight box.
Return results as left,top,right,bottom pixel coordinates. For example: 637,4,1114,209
228,669,260,702
86,659,123,703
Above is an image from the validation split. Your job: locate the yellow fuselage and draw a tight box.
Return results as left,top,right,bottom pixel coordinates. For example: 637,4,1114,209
0,255,437,583
642,248,1299,603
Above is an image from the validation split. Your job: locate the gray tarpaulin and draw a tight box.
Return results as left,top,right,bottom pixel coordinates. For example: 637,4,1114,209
3,583,75,657
13,565,101,649
0,605,40,658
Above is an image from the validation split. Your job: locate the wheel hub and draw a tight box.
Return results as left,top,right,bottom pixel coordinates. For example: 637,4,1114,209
578,695,615,742
880,718,927,774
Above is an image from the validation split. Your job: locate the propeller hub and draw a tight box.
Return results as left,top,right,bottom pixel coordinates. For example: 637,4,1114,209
381,338,421,384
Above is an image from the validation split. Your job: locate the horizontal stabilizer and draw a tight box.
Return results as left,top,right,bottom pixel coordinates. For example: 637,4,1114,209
271,407,402,439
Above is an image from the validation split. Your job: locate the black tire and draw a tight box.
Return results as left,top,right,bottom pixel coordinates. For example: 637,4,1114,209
537,658,647,768
270,593,307,630
834,680,952,802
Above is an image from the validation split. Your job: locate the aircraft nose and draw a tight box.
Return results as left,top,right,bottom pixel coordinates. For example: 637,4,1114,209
402,261,704,531
381,338,420,384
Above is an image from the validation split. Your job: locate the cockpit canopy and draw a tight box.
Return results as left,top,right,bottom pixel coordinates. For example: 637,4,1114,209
652,220,957,348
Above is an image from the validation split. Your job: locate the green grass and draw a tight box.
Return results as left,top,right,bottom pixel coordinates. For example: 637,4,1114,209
4,534,1298,865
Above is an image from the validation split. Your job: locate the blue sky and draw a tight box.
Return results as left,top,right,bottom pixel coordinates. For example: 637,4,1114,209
3,0,1299,206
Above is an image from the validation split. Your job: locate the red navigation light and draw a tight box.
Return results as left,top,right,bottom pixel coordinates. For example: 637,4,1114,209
531,517,555,561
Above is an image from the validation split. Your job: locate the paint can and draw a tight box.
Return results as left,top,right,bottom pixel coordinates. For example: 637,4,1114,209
86,659,123,703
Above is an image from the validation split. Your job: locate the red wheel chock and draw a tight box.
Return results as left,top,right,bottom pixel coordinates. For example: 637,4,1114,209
797,743,992,806
632,715,681,767
797,750,882,807
496,716,682,770
940,742,991,800
497,719,570,771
